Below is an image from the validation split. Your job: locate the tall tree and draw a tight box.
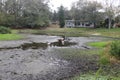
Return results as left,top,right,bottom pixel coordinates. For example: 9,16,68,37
0,0,50,28
58,5,65,28
82,1,103,27
70,0,104,27
104,0,119,29
52,10,58,22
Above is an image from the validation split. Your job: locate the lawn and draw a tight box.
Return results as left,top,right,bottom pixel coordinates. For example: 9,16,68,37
0,34,23,40
88,41,111,48
19,28,120,38
72,74,120,80
0,29,24,40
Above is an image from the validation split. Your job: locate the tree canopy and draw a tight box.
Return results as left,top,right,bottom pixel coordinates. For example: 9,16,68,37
58,6,65,28
0,0,50,28
0,0,120,28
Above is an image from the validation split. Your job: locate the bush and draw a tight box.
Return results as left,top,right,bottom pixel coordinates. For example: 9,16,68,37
0,26,11,34
110,41,120,59
99,56,110,65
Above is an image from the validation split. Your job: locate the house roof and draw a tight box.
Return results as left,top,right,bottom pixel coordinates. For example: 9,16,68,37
65,20,94,23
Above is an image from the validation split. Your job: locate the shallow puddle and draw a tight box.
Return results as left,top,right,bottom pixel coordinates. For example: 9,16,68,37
0,41,77,50
51,41,77,47
21,42,48,50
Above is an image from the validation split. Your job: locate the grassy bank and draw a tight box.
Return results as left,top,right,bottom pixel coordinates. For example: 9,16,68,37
0,34,23,40
52,40,120,80
0,29,24,41
88,41,111,48
53,47,120,80
19,28,120,38
72,74,120,80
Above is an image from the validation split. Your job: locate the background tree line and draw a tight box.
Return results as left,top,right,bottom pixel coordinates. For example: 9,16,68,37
0,0,50,28
0,0,120,28
52,0,120,28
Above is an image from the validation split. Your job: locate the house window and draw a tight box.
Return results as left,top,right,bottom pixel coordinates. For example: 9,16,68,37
82,23,84,25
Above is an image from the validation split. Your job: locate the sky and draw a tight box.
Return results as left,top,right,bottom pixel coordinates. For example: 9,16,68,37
49,0,120,11
49,0,78,11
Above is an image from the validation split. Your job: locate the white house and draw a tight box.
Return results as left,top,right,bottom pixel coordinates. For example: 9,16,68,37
65,20,75,28
65,20,94,28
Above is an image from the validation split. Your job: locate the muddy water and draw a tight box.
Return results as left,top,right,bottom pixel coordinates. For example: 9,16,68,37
0,41,77,50
0,34,102,80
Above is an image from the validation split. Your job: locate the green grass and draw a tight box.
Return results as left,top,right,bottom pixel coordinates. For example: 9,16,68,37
88,41,111,48
0,34,23,40
13,29,39,34
72,74,120,80
13,28,120,38
28,28,88,37
26,28,120,38
53,46,119,80
0,29,24,40
72,67,120,80
87,41,111,65
11,30,19,34
52,44,120,80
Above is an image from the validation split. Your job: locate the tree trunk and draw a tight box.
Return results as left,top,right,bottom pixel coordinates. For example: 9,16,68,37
108,18,111,29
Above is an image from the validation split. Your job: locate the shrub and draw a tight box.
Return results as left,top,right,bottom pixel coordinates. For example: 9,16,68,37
0,26,11,34
99,56,110,65
110,41,120,59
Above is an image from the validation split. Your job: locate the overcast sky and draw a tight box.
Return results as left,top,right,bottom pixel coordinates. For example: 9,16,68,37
49,0,78,11
49,0,120,11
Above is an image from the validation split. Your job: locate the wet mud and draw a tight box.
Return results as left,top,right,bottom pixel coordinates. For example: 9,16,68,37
0,34,103,80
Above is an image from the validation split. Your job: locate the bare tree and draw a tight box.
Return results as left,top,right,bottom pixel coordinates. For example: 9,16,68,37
104,0,120,29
